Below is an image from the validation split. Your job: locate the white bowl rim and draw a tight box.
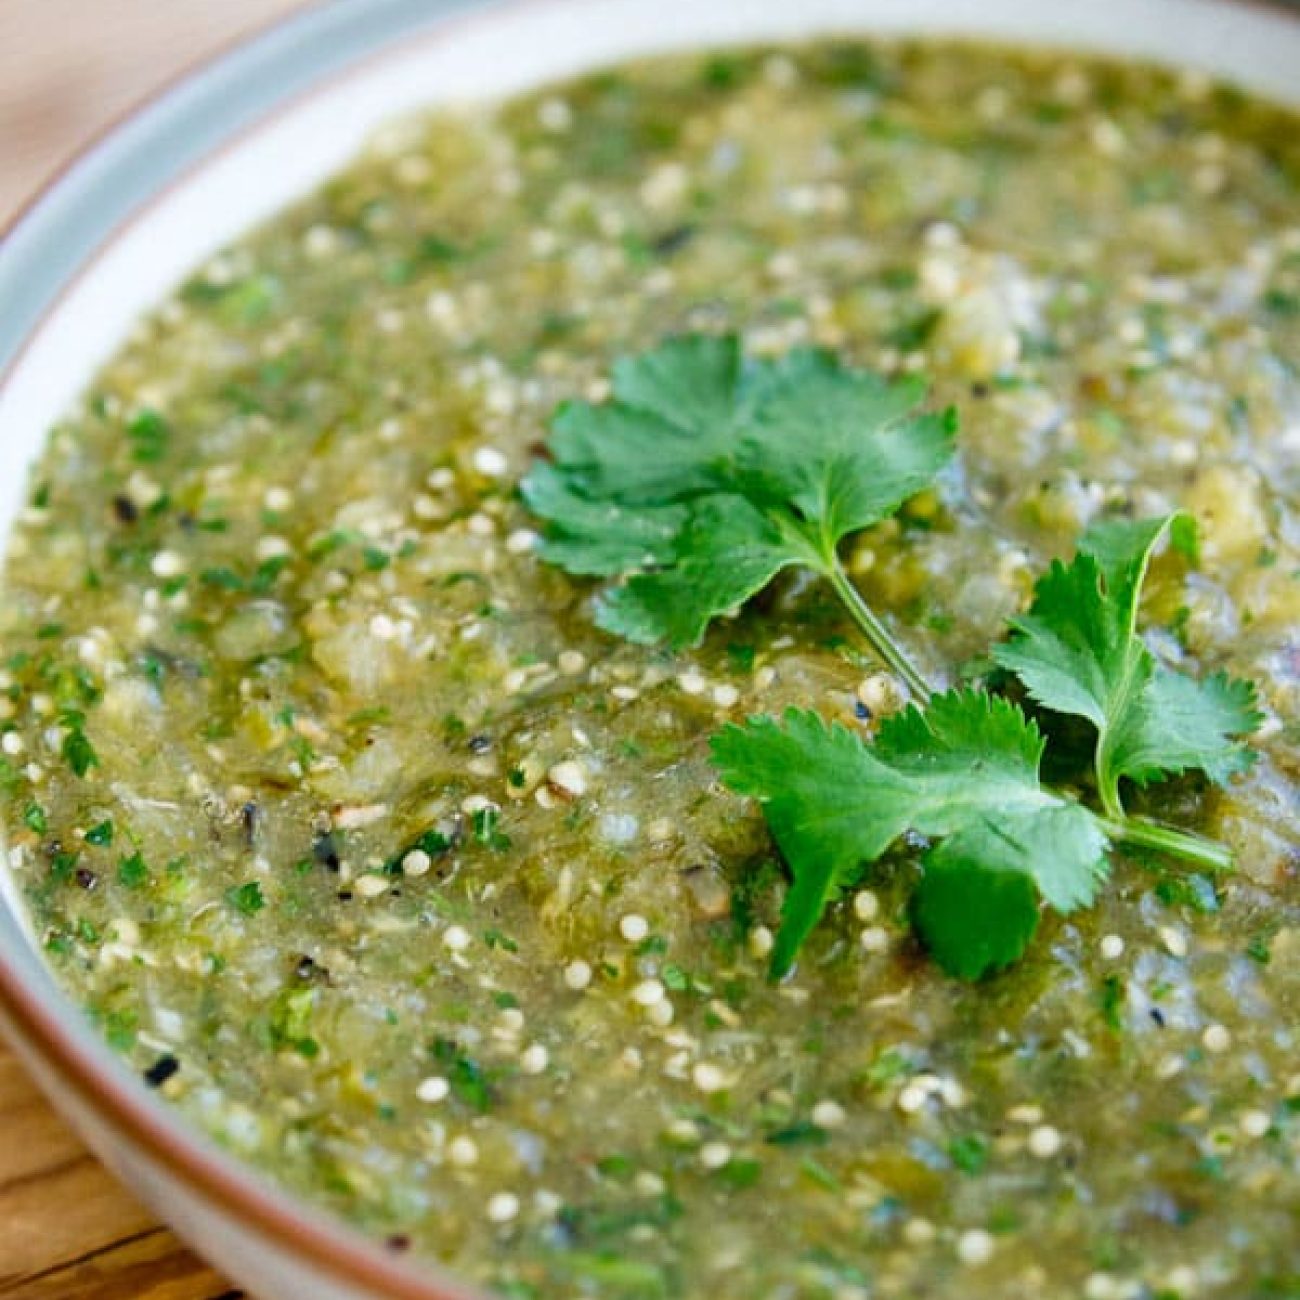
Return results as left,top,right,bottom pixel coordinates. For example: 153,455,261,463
0,1,1297,1296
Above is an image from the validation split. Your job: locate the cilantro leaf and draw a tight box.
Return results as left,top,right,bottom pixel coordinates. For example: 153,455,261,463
596,495,794,648
711,690,1109,979
519,463,684,576
1112,667,1261,788
523,334,955,693
910,838,1041,981
545,334,741,505
739,352,947,545
992,514,1260,817
926,805,1108,914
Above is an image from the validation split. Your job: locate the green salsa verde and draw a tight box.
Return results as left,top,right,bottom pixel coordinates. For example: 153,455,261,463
2,37,1299,1300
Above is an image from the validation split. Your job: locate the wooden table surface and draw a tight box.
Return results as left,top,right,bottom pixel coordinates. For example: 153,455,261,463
0,8,302,1295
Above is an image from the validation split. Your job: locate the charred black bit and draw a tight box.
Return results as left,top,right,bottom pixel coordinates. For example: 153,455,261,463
294,954,332,984
143,1054,180,1088
468,733,493,754
312,829,341,872
74,867,98,890
111,494,139,524
240,800,259,849
652,223,697,256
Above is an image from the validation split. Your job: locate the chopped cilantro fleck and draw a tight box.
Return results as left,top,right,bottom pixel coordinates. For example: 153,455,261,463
84,819,114,847
117,852,149,890
225,880,266,915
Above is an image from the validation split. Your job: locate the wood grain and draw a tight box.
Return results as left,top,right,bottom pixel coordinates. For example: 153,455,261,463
0,0,304,225
0,10,306,1295
0,1041,239,1299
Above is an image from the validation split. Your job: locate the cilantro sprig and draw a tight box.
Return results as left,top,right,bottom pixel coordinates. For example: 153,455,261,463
523,337,1262,980
714,519,1260,978
993,514,1261,868
712,692,1108,979
522,333,955,698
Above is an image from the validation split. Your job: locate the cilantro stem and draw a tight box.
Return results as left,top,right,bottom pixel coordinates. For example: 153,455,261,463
1100,814,1233,874
824,558,933,702
1094,690,1130,825
1095,764,1124,825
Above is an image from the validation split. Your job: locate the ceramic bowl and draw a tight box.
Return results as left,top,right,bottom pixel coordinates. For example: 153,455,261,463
1,2,1297,1296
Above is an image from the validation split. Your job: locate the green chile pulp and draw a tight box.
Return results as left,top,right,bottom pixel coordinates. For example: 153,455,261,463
3,38,1300,1300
